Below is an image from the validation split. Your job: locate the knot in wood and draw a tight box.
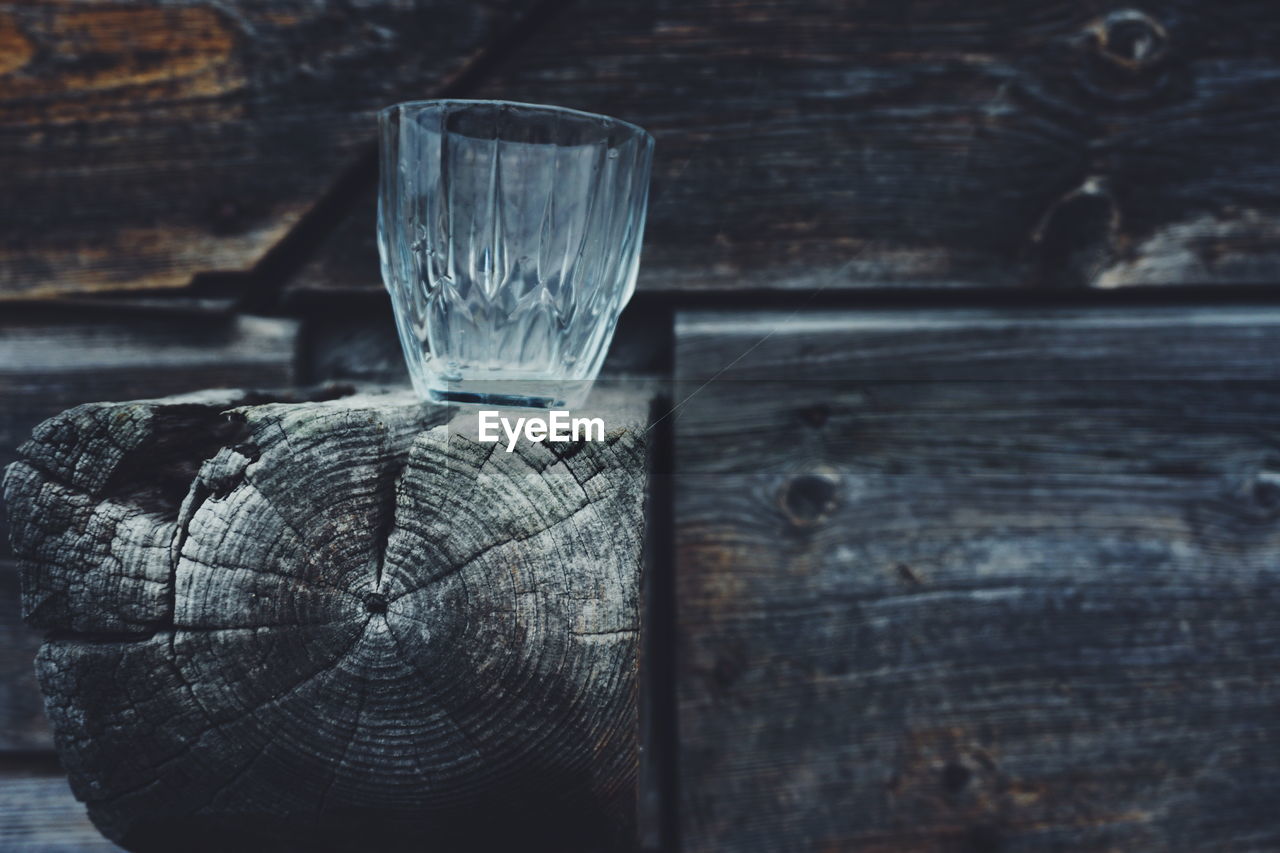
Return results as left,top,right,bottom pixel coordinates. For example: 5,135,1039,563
1088,9,1169,72
1250,459,1280,511
1032,175,1121,288
779,465,842,528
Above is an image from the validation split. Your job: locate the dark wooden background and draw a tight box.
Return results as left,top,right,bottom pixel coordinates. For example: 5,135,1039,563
3,1,1280,850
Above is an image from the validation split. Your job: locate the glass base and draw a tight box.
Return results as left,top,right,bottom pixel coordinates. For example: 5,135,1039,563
428,388,564,409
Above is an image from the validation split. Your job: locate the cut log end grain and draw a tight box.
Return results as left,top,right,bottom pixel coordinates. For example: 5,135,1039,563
3,389,649,852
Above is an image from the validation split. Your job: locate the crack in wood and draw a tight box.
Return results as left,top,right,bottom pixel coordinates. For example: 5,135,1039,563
6,389,651,849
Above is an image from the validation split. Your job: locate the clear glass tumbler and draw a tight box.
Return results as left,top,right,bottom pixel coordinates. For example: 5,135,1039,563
378,100,654,408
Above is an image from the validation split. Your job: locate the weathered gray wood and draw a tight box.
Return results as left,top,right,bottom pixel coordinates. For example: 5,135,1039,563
4,389,649,851
0,772,125,852
290,0,1280,295
0,0,538,299
674,307,1280,852
0,559,47,751
0,311,302,557
1,313,301,751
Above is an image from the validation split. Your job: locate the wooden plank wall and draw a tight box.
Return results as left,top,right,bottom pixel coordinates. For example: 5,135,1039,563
293,0,1280,297
2,0,1280,850
673,308,1280,851
5,0,1279,304
0,0,538,299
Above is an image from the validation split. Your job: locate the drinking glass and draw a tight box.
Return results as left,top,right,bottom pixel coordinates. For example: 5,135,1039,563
378,99,654,408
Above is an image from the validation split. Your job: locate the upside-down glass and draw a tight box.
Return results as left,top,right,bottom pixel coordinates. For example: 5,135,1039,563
378,100,654,408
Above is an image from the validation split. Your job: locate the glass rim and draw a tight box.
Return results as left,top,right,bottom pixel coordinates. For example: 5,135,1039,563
377,98,653,146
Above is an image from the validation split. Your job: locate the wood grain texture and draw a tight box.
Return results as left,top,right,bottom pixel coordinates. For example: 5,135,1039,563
0,311,301,556
4,390,649,851
0,773,125,852
0,0,535,299
0,559,47,751
673,307,1280,851
293,0,1280,294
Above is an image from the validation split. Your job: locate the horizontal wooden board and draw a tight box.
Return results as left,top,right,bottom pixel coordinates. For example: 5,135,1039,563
673,307,1280,851
0,770,123,852
0,0,534,300
294,0,1280,295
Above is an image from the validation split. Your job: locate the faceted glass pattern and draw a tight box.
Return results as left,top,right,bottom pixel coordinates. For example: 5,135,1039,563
378,100,654,408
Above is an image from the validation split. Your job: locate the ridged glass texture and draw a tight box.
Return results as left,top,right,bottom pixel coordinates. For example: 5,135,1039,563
378,100,654,408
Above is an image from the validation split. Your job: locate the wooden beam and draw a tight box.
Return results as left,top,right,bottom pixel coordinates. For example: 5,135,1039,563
673,306,1280,851
292,1,1280,294
4,389,650,851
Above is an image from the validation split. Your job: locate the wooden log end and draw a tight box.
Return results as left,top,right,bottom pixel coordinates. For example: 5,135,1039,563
4,388,650,852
